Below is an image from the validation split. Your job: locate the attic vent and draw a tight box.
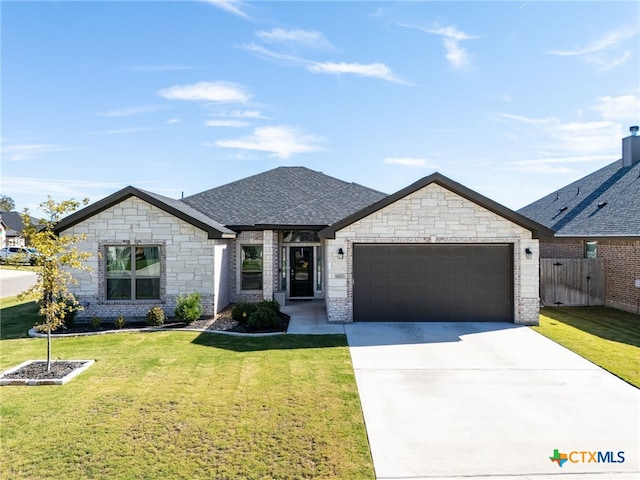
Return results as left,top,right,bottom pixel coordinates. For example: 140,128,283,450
597,202,608,208
559,206,568,212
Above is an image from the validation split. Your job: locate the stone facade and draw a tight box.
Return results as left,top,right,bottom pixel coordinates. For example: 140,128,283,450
540,237,640,314
60,197,227,320
324,183,540,325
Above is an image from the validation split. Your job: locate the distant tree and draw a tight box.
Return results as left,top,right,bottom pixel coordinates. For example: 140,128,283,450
0,194,15,211
18,196,91,371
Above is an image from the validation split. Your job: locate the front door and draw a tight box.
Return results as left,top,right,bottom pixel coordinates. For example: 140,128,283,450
290,247,314,297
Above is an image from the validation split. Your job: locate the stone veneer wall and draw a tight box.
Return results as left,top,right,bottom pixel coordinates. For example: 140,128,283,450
60,197,223,320
324,183,540,325
540,237,640,314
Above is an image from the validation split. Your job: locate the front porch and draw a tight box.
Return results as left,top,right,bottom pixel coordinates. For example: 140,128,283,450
283,300,344,335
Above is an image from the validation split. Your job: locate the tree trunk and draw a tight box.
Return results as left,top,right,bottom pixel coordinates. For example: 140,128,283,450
47,327,52,371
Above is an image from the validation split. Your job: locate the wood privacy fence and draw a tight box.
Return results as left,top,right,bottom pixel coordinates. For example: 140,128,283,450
540,258,605,307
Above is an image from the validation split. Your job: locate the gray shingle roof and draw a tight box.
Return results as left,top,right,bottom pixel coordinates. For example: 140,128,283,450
518,159,640,237
182,167,387,228
0,211,40,235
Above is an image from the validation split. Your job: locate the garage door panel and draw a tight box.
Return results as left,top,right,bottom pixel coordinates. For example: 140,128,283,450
353,244,513,322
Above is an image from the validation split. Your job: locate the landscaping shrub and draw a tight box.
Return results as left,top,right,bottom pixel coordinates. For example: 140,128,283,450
60,296,79,328
258,299,280,314
247,305,280,331
146,306,165,326
174,292,203,324
91,316,102,329
231,302,257,324
115,315,126,329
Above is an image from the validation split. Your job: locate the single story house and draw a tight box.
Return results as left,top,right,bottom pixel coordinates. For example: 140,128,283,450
518,128,640,314
0,211,36,248
54,167,552,325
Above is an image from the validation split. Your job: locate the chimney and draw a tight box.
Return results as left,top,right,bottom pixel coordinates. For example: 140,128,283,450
622,125,640,167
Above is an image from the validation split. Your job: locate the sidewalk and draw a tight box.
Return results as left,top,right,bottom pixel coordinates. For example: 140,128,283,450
283,300,344,334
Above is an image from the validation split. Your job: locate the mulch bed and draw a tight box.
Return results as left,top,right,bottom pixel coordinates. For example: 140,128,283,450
47,306,289,335
1,361,86,380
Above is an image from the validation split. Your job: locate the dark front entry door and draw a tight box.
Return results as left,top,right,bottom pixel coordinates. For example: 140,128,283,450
290,247,314,297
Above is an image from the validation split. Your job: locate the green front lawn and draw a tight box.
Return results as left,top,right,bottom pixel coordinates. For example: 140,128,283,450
532,306,640,388
0,297,374,480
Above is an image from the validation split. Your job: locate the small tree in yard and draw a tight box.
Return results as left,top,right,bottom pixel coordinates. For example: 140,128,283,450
18,197,92,371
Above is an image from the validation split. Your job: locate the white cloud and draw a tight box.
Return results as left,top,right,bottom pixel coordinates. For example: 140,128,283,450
591,94,640,123
92,126,159,136
507,155,617,174
215,125,324,159
242,44,407,84
201,0,250,19
308,61,407,84
167,118,181,124
2,143,68,162
158,81,252,103
214,109,268,119
400,23,479,70
1,176,125,198
548,27,639,71
120,65,199,72
96,105,164,117
383,157,438,168
241,43,310,66
548,29,638,56
255,28,333,50
205,119,249,127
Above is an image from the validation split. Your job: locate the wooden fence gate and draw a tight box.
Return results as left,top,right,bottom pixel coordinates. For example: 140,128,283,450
540,258,605,306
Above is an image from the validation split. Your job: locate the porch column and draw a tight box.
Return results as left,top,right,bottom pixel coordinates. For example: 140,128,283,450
263,230,276,300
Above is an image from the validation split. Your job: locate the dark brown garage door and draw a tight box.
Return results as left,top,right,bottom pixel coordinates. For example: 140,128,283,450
353,244,513,322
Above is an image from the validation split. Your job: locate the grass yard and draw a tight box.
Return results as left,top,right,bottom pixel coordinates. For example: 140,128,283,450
0,297,374,480
532,306,640,388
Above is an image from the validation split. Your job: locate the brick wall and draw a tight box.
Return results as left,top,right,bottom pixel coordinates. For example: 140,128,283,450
61,197,220,320
540,238,640,314
325,183,540,325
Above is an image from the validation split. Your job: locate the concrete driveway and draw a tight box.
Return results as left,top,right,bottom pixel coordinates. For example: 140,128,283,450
345,322,639,480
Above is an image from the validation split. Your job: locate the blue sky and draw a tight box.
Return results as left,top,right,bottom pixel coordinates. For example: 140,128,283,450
2,0,639,217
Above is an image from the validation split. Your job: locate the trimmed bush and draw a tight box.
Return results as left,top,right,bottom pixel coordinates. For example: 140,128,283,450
231,302,257,324
174,292,203,325
115,315,126,329
146,306,165,326
258,299,280,315
247,305,280,331
91,316,102,329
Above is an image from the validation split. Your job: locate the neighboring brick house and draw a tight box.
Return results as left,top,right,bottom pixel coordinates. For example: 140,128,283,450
519,128,640,314
54,167,551,324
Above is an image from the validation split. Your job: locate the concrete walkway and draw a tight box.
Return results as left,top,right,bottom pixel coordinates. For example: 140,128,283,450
345,322,640,480
283,299,344,334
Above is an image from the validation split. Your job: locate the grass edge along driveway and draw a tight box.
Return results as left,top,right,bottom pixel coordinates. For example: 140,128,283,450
0,297,374,480
532,306,640,388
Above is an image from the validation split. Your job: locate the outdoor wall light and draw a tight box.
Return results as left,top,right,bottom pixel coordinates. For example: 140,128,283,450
338,248,345,259
525,247,533,259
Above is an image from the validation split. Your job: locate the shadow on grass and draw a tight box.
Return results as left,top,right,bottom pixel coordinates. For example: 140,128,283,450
541,306,640,348
191,331,348,352
0,301,38,340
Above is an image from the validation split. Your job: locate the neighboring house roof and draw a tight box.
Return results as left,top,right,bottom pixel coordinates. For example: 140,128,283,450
182,166,388,229
320,172,554,239
518,159,640,237
53,186,236,239
0,211,39,236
